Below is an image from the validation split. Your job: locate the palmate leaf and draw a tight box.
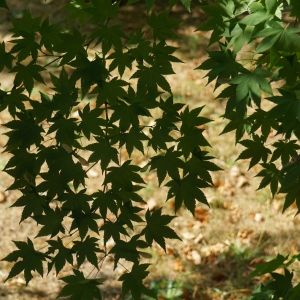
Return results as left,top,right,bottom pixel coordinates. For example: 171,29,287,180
72,236,103,268
47,237,74,275
237,134,271,169
270,140,300,166
0,41,14,71
104,161,145,192
119,263,157,300
140,209,181,251
109,235,148,268
149,147,185,185
166,174,210,213
118,202,144,230
107,48,133,76
230,67,273,106
86,0,119,24
255,163,280,198
57,269,104,300
11,61,45,94
91,190,119,219
254,21,300,54
2,238,47,285
101,219,129,244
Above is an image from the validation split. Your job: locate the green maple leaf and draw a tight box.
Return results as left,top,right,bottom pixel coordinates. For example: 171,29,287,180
34,207,67,238
116,186,145,204
0,88,29,117
47,237,74,275
48,117,78,144
230,67,273,106
4,111,44,148
57,269,104,300
93,77,128,106
78,104,106,139
10,31,40,62
11,61,45,94
184,150,222,185
72,236,102,268
100,219,129,244
69,54,109,98
267,89,300,133
149,147,185,185
29,92,54,123
59,190,93,213
197,47,246,89
281,182,300,213
140,209,181,251
91,190,120,218
239,10,273,26
11,192,48,223
4,149,36,178
62,0,91,26
178,128,210,158
9,10,41,35
270,140,300,166
255,163,280,198
85,0,119,24
110,235,148,268
166,174,210,213
53,28,86,66
90,24,127,55
148,126,174,151
131,65,172,94
38,18,61,52
104,161,145,191
2,238,47,285
119,128,149,156
254,21,300,54
147,11,182,40
119,263,157,300
237,134,272,169
118,202,144,230
86,136,119,170
107,49,133,77
70,209,100,239
0,42,14,71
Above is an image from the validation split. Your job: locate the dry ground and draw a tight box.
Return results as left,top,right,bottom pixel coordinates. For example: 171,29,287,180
1,1,300,299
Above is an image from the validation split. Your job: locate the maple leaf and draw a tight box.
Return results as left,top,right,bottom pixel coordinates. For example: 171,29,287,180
59,190,93,213
100,219,129,244
69,209,100,239
4,111,44,148
86,136,119,170
148,126,174,151
118,202,144,230
149,147,185,185
85,0,119,23
2,238,47,285
166,174,210,213
10,31,40,62
110,235,148,268
93,77,128,106
0,87,29,118
119,128,149,156
29,93,54,123
270,140,300,166
91,190,119,219
147,11,182,40
11,192,48,223
78,104,106,139
254,21,300,54
104,161,145,191
38,17,61,52
0,42,14,71
69,54,109,98
72,236,103,268
11,61,45,94
119,263,157,300
57,269,104,300
267,89,300,133
256,163,280,198
237,134,271,169
33,207,67,238
53,27,87,66
140,209,181,251
90,24,127,55
47,237,74,275
230,67,273,106
131,65,172,94
108,49,134,76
